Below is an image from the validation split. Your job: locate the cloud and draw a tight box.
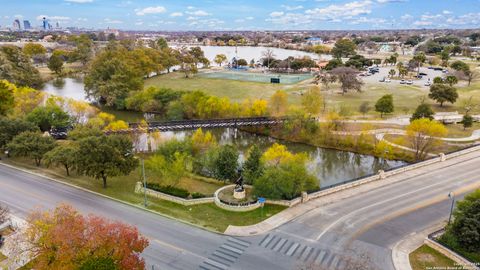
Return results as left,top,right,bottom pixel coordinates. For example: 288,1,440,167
135,6,167,16
186,10,210,16
270,11,285,17
170,12,183,17
376,0,408,3
65,0,93,3
36,15,71,21
305,1,373,19
281,5,304,11
104,18,123,24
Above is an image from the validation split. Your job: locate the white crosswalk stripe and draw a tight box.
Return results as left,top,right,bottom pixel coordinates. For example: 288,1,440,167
199,237,251,270
257,234,344,269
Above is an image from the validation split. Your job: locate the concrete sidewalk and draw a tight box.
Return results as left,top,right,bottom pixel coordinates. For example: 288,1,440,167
391,222,446,270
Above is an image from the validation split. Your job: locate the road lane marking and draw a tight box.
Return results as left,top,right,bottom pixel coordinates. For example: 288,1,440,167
314,178,480,241
0,178,54,203
150,237,207,261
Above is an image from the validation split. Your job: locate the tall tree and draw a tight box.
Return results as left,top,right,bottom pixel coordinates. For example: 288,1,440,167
75,135,138,188
84,45,143,109
301,86,323,116
429,84,458,107
331,39,357,58
26,104,72,132
0,46,43,88
375,95,394,118
411,103,434,121
242,145,264,185
44,142,79,176
214,54,227,66
412,52,426,76
330,67,363,94
25,204,149,270
7,131,57,166
269,90,288,117
406,119,447,161
47,54,64,75
0,118,38,149
0,80,14,116
213,144,239,182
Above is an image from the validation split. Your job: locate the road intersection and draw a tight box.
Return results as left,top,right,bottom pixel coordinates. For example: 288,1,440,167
1,148,479,269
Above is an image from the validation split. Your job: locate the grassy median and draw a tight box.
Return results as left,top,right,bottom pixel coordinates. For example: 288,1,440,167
410,244,457,270
1,157,286,233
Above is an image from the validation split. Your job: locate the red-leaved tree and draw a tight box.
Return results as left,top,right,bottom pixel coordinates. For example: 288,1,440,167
24,204,149,270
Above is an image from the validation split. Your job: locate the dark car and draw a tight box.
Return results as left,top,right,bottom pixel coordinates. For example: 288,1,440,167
419,72,427,76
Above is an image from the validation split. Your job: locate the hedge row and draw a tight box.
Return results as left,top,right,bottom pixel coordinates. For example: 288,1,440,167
146,183,206,199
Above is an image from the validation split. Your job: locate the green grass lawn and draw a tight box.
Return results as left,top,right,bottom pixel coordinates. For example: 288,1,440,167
145,71,306,104
2,157,286,232
410,244,457,270
146,71,480,118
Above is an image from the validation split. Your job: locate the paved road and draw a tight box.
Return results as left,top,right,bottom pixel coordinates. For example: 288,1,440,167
1,149,479,270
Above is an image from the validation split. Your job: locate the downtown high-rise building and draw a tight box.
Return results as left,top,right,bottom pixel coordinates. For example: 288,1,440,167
12,19,21,30
23,20,31,30
42,17,49,30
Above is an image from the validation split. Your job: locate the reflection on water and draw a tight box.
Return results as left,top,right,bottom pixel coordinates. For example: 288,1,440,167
134,128,407,188
42,77,88,102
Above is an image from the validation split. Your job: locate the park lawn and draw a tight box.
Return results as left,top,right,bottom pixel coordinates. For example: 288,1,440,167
383,134,467,155
144,69,480,119
1,157,285,232
144,71,299,103
444,123,480,138
409,244,457,270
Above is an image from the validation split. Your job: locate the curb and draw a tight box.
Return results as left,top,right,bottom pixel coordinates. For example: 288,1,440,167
391,222,446,270
0,161,223,235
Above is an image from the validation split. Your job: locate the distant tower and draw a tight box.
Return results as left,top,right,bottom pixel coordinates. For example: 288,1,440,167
56,21,59,28
13,19,21,31
23,20,31,30
42,17,48,30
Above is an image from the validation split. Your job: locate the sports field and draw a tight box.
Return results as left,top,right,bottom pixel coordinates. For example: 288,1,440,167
198,70,313,84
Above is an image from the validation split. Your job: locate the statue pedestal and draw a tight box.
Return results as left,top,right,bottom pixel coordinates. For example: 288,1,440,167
233,189,246,200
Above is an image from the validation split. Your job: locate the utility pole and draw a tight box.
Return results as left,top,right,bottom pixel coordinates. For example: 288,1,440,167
448,192,455,225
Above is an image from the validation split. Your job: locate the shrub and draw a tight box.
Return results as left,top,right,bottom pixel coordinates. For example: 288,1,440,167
146,183,190,198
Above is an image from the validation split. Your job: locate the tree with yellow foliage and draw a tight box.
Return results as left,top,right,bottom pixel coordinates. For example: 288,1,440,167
262,143,307,167
301,86,323,116
104,120,129,132
191,128,217,153
406,118,448,161
269,90,288,117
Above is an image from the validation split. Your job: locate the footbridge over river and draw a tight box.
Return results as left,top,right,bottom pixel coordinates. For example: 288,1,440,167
50,117,290,138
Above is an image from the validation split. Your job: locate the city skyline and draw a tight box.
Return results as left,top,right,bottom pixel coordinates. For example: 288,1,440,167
0,0,479,31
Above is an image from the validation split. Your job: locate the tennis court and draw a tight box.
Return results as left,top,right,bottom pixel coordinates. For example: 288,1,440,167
198,70,313,84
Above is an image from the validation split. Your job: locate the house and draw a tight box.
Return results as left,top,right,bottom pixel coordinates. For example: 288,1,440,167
305,37,324,46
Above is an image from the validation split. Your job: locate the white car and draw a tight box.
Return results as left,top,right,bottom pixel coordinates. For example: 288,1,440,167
385,78,391,83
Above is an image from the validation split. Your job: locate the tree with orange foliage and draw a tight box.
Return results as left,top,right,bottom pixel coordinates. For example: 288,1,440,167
24,204,149,270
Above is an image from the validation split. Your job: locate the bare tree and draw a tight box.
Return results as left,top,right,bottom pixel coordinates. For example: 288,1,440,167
330,67,364,95
262,49,276,70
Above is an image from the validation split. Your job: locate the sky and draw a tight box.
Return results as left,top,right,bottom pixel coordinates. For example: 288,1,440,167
1,0,480,31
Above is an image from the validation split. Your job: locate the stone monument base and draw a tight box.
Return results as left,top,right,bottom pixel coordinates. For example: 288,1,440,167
233,189,246,199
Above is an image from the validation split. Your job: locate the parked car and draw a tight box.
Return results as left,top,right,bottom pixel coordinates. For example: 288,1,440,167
400,80,406,84
406,80,413,85
442,69,449,74
424,82,432,86
419,72,428,76
379,77,386,82
385,78,391,83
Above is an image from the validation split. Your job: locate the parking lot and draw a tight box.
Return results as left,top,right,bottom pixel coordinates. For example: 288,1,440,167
360,65,447,89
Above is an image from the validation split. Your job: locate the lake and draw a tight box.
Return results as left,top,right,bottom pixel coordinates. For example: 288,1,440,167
171,45,331,63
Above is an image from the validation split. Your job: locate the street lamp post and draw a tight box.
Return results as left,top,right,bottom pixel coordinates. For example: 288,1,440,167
142,158,147,207
448,192,455,225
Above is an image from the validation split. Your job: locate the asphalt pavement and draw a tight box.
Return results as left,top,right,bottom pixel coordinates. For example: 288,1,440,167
1,148,479,270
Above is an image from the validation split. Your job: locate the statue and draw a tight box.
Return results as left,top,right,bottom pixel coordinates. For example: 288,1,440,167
233,169,246,200
234,169,244,192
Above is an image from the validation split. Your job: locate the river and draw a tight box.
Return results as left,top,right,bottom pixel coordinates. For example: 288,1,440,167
42,76,407,189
